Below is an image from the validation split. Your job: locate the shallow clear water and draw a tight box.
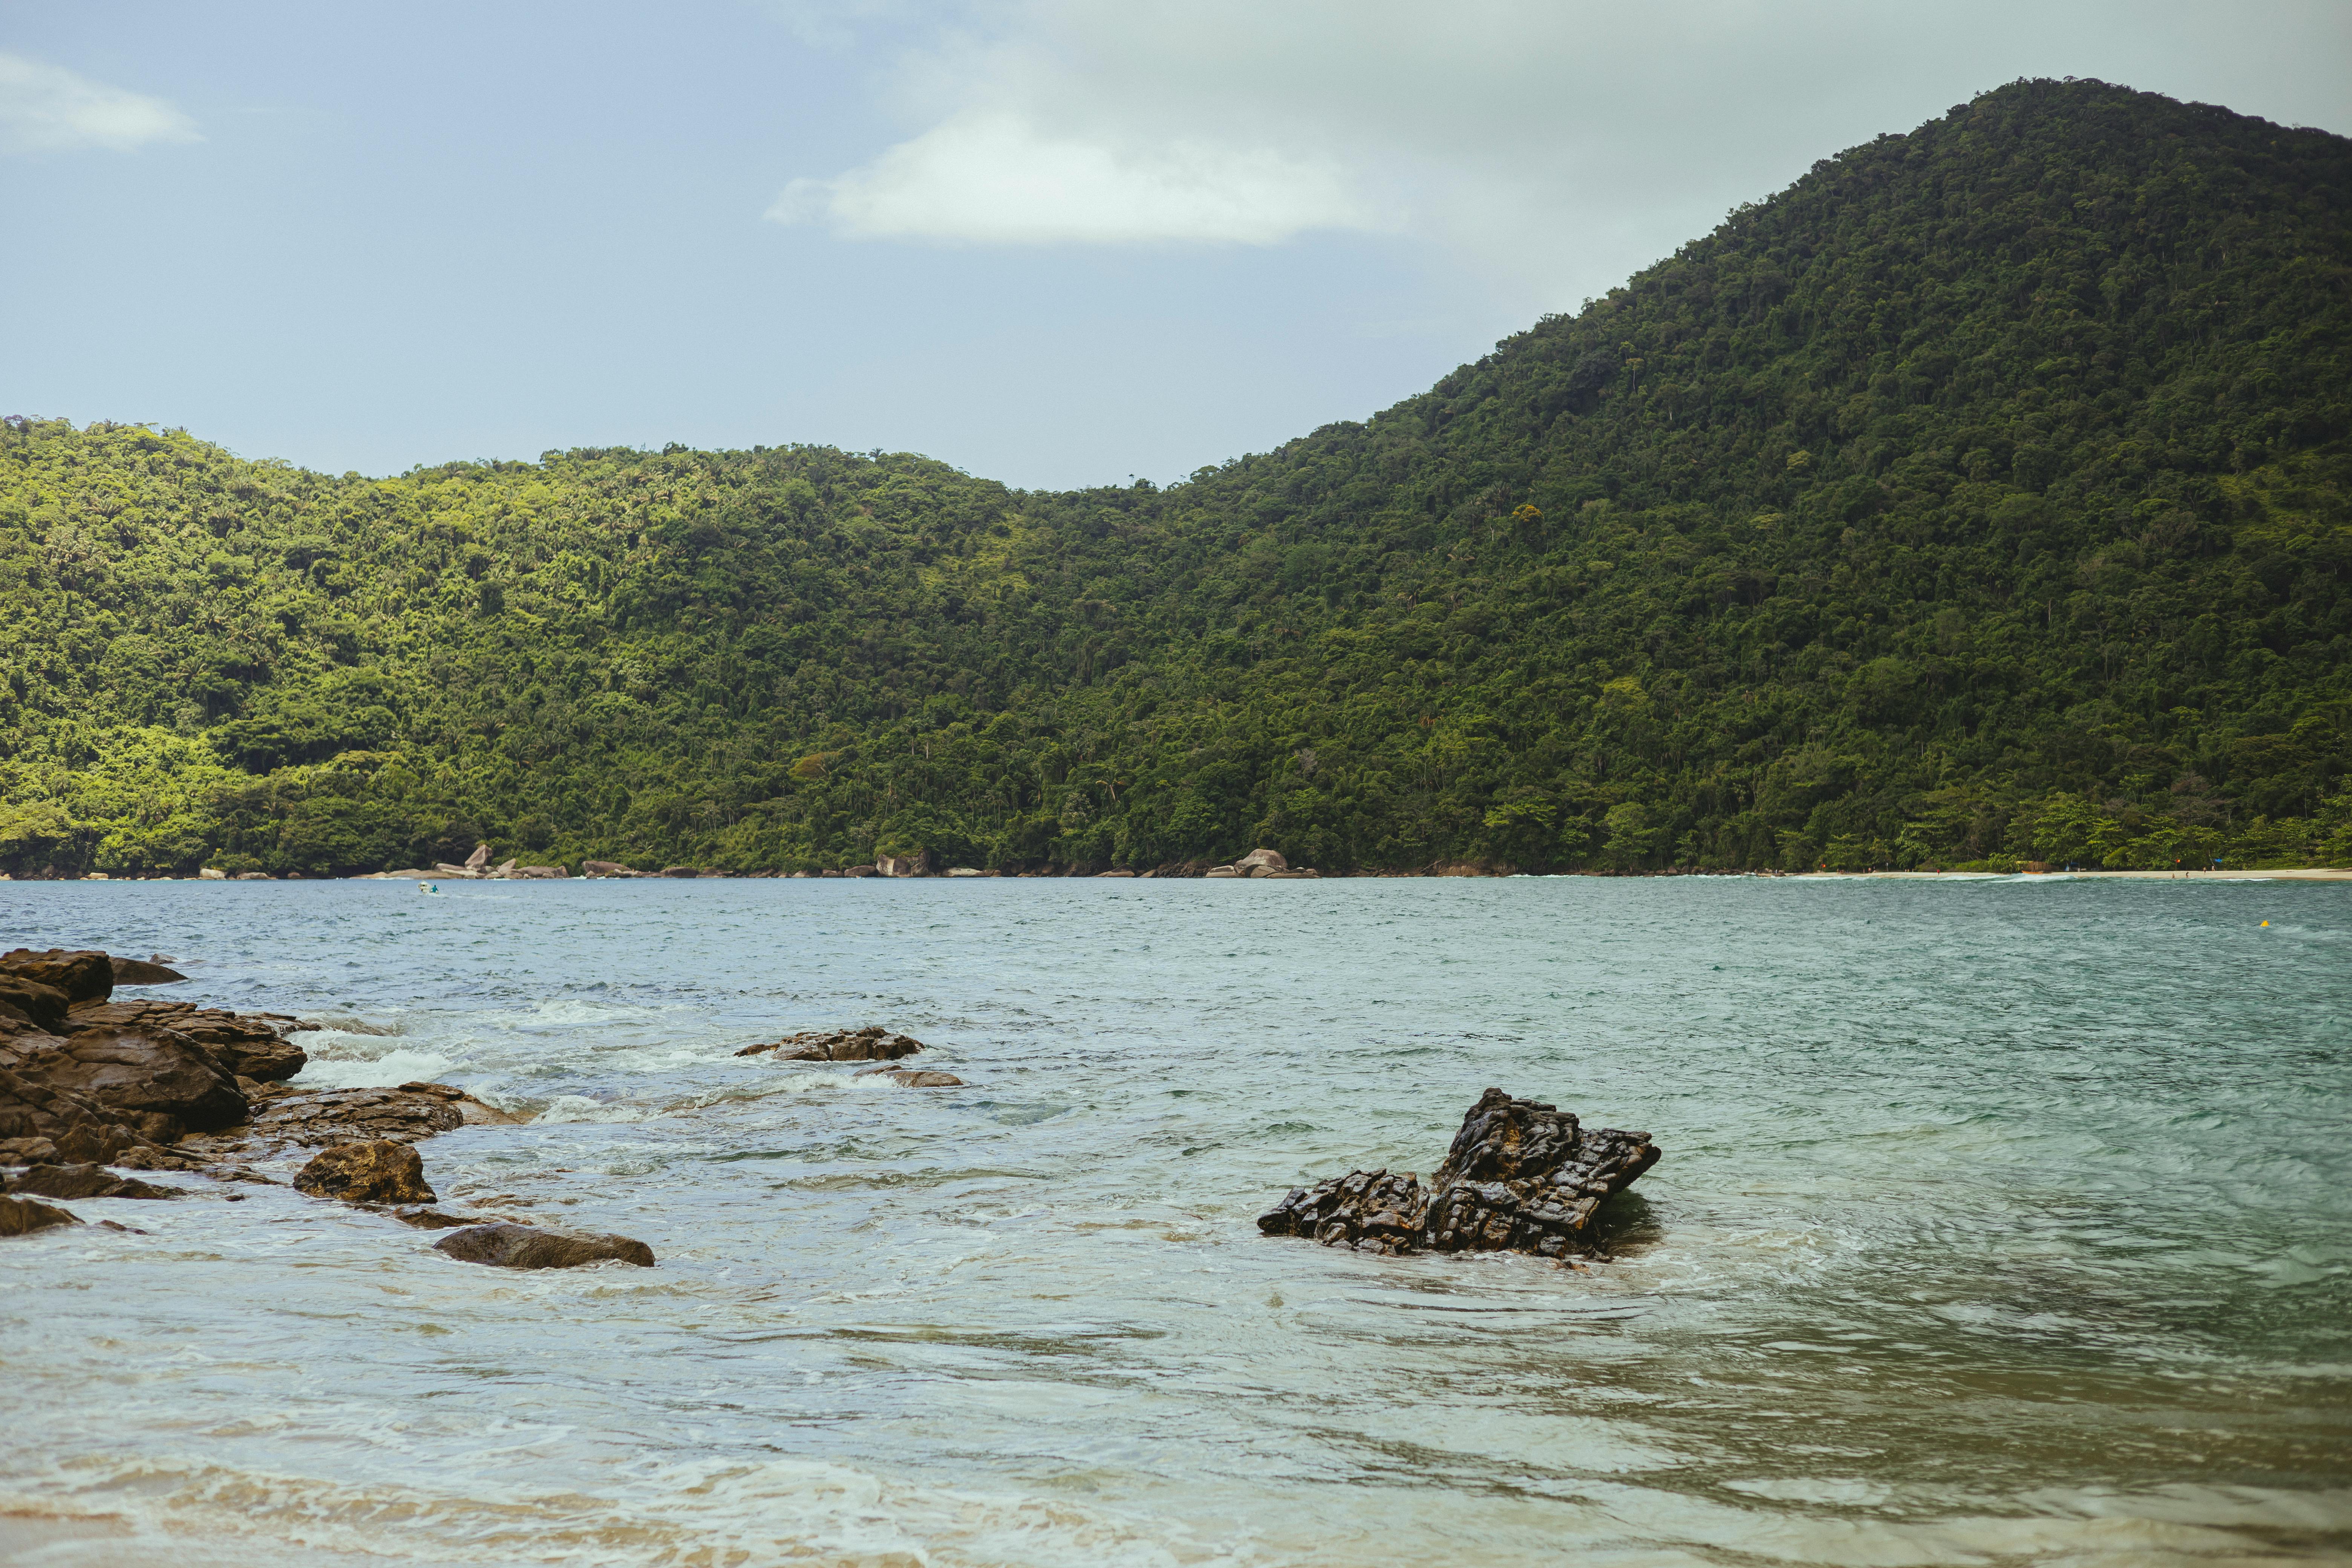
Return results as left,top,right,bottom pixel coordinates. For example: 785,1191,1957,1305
2,877,2347,1566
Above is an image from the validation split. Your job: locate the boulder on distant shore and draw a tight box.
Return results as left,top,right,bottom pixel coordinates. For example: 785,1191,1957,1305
293,1139,436,1204
1236,848,1288,873
1204,865,1243,878
580,861,644,878
877,850,934,877
464,843,492,870
1257,1088,1659,1260
5,1162,178,1200
0,1194,82,1236
739,1026,924,1062
433,1222,654,1269
658,865,699,878
513,865,566,879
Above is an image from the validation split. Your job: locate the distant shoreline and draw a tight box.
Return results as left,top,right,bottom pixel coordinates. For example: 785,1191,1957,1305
12,866,2348,884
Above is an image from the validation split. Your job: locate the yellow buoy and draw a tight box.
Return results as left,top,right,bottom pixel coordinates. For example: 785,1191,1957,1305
2260,920,2270,927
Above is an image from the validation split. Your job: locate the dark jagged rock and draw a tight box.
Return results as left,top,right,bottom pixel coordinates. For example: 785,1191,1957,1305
5,1162,179,1200
293,1139,436,1204
740,1026,925,1061
0,1063,153,1165
0,1025,247,1135
0,1194,82,1236
0,949,115,1005
246,1081,522,1147
67,998,307,1082
1257,1088,1660,1260
110,957,187,986
433,1222,655,1269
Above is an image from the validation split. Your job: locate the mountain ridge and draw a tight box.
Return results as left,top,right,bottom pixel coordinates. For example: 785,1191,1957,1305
4,77,2349,875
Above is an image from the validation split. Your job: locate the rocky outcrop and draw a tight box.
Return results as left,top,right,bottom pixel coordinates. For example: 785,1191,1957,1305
0,1025,248,1138
293,1140,436,1204
877,850,934,877
0,974,70,1034
248,1081,523,1147
110,956,187,986
1236,848,1288,872
66,998,307,1082
5,1162,178,1200
581,861,647,877
1257,1088,1659,1260
0,1064,154,1165
464,843,491,870
0,949,115,1005
737,1026,925,1061
433,1223,655,1269
0,1194,81,1236
512,865,566,879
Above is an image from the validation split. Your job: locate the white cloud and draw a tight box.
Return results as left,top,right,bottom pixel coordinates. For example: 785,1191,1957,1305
769,0,2352,298
0,52,199,155
771,109,1377,244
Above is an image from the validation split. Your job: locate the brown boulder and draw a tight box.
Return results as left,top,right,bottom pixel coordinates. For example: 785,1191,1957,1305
0,1063,152,1165
67,998,308,1081
0,975,71,1034
658,865,699,878
293,1140,436,1204
1235,848,1289,872
6,1162,178,1200
0,949,115,1004
433,1223,655,1269
0,1024,247,1134
0,1194,81,1236
110,957,188,985
580,860,643,877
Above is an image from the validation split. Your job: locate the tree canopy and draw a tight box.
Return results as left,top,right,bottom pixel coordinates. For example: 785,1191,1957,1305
4,78,2348,876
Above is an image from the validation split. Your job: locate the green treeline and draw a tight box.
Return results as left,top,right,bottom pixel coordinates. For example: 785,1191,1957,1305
3,78,2349,877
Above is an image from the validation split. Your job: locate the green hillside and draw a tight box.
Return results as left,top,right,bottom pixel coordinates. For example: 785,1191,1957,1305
4,77,2349,877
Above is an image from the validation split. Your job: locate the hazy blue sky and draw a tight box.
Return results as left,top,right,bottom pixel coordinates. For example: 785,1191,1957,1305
4,2,2348,488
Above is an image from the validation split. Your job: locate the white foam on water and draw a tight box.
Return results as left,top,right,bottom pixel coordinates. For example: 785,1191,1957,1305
289,1046,457,1088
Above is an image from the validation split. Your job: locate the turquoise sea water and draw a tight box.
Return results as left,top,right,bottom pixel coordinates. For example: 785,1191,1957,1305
1,876,2346,1566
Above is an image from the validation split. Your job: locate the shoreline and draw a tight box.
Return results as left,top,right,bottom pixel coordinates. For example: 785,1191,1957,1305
9,866,2349,884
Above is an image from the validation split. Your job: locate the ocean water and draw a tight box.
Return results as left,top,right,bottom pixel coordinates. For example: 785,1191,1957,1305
1,876,2347,1567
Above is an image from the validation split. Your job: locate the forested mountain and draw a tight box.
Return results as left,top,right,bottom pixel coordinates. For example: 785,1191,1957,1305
4,78,2349,877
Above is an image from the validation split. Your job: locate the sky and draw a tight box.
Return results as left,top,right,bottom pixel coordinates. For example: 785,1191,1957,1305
3,2,2349,490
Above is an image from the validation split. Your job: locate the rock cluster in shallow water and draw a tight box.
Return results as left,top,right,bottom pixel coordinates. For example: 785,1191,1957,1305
1257,1087,1659,1259
737,1026,925,1062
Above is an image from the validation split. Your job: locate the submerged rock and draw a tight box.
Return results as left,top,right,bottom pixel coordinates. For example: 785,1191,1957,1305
738,1026,925,1062
0,1194,81,1236
5,1162,178,1200
433,1222,655,1269
1257,1088,1659,1260
854,1067,963,1087
249,1081,524,1147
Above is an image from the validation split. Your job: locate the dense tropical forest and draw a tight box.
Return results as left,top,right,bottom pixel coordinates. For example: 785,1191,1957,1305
3,78,2348,877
